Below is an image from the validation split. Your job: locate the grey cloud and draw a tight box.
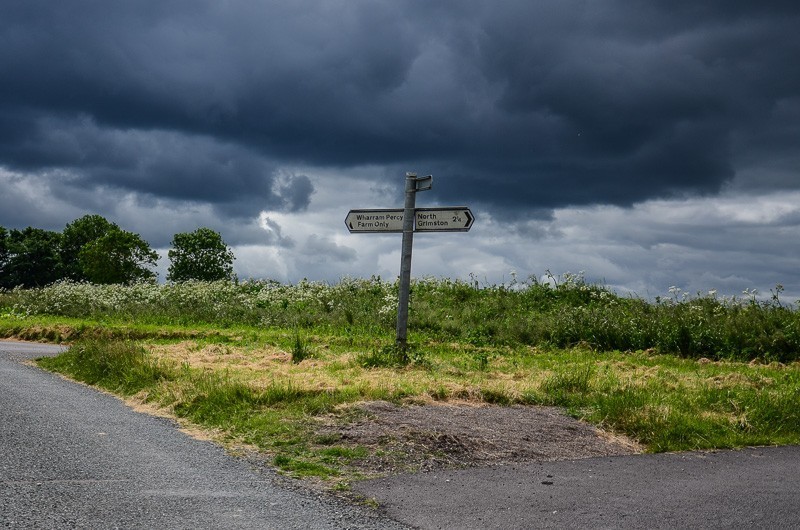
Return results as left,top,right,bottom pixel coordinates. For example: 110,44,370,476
273,174,314,212
0,114,314,219
0,170,83,230
509,218,564,241
258,216,294,248
301,234,357,264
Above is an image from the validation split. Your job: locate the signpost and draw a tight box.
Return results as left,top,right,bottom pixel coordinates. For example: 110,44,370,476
344,208,474,233
344,173,474,348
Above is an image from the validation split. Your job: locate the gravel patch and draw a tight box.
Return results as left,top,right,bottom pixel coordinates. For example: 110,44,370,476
318,401,642,475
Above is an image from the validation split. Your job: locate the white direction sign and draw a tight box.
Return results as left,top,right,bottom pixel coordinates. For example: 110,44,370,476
344,207,474,233
414,207,474,232
344,209,404,232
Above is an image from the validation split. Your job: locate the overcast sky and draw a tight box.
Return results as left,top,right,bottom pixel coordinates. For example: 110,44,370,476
2,1,799,301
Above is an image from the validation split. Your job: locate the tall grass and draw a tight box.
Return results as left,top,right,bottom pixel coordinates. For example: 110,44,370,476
4,274,799,361
38,339,173,394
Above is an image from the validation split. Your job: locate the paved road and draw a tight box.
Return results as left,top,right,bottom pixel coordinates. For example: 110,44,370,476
355,437,800,529
0,341,405,529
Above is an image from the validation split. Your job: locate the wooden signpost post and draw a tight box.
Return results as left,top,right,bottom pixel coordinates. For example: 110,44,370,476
345,173,474,348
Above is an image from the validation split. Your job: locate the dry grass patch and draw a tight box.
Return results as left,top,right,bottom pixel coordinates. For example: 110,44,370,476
146,341,549,402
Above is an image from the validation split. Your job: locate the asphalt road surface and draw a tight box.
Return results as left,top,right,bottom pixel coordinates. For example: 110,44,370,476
355,446,800,529
3,340,799,529
0,341,405,529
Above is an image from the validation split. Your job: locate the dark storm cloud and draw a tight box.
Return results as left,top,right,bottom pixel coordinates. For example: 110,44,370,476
1,0,798,218
0,112,309,218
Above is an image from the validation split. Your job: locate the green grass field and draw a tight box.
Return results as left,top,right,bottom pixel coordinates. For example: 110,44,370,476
2,275,798,483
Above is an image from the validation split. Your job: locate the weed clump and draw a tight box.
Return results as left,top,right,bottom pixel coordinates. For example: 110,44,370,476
355,343,428,368
542,364,596,401
290,331,313,364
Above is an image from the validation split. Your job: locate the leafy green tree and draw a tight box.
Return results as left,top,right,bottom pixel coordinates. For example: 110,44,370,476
61,214,116,281
0,227,9,286
1,227,64,288
78,227,158,284
167,227,235,282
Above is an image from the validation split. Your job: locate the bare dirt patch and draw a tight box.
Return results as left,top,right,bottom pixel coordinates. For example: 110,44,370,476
318,401,642,476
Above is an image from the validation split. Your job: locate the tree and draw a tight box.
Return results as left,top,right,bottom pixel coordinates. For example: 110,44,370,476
0,227,9,287
1,227,64,288
78,228,158,284
61,214,116,281
167,227,235,282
